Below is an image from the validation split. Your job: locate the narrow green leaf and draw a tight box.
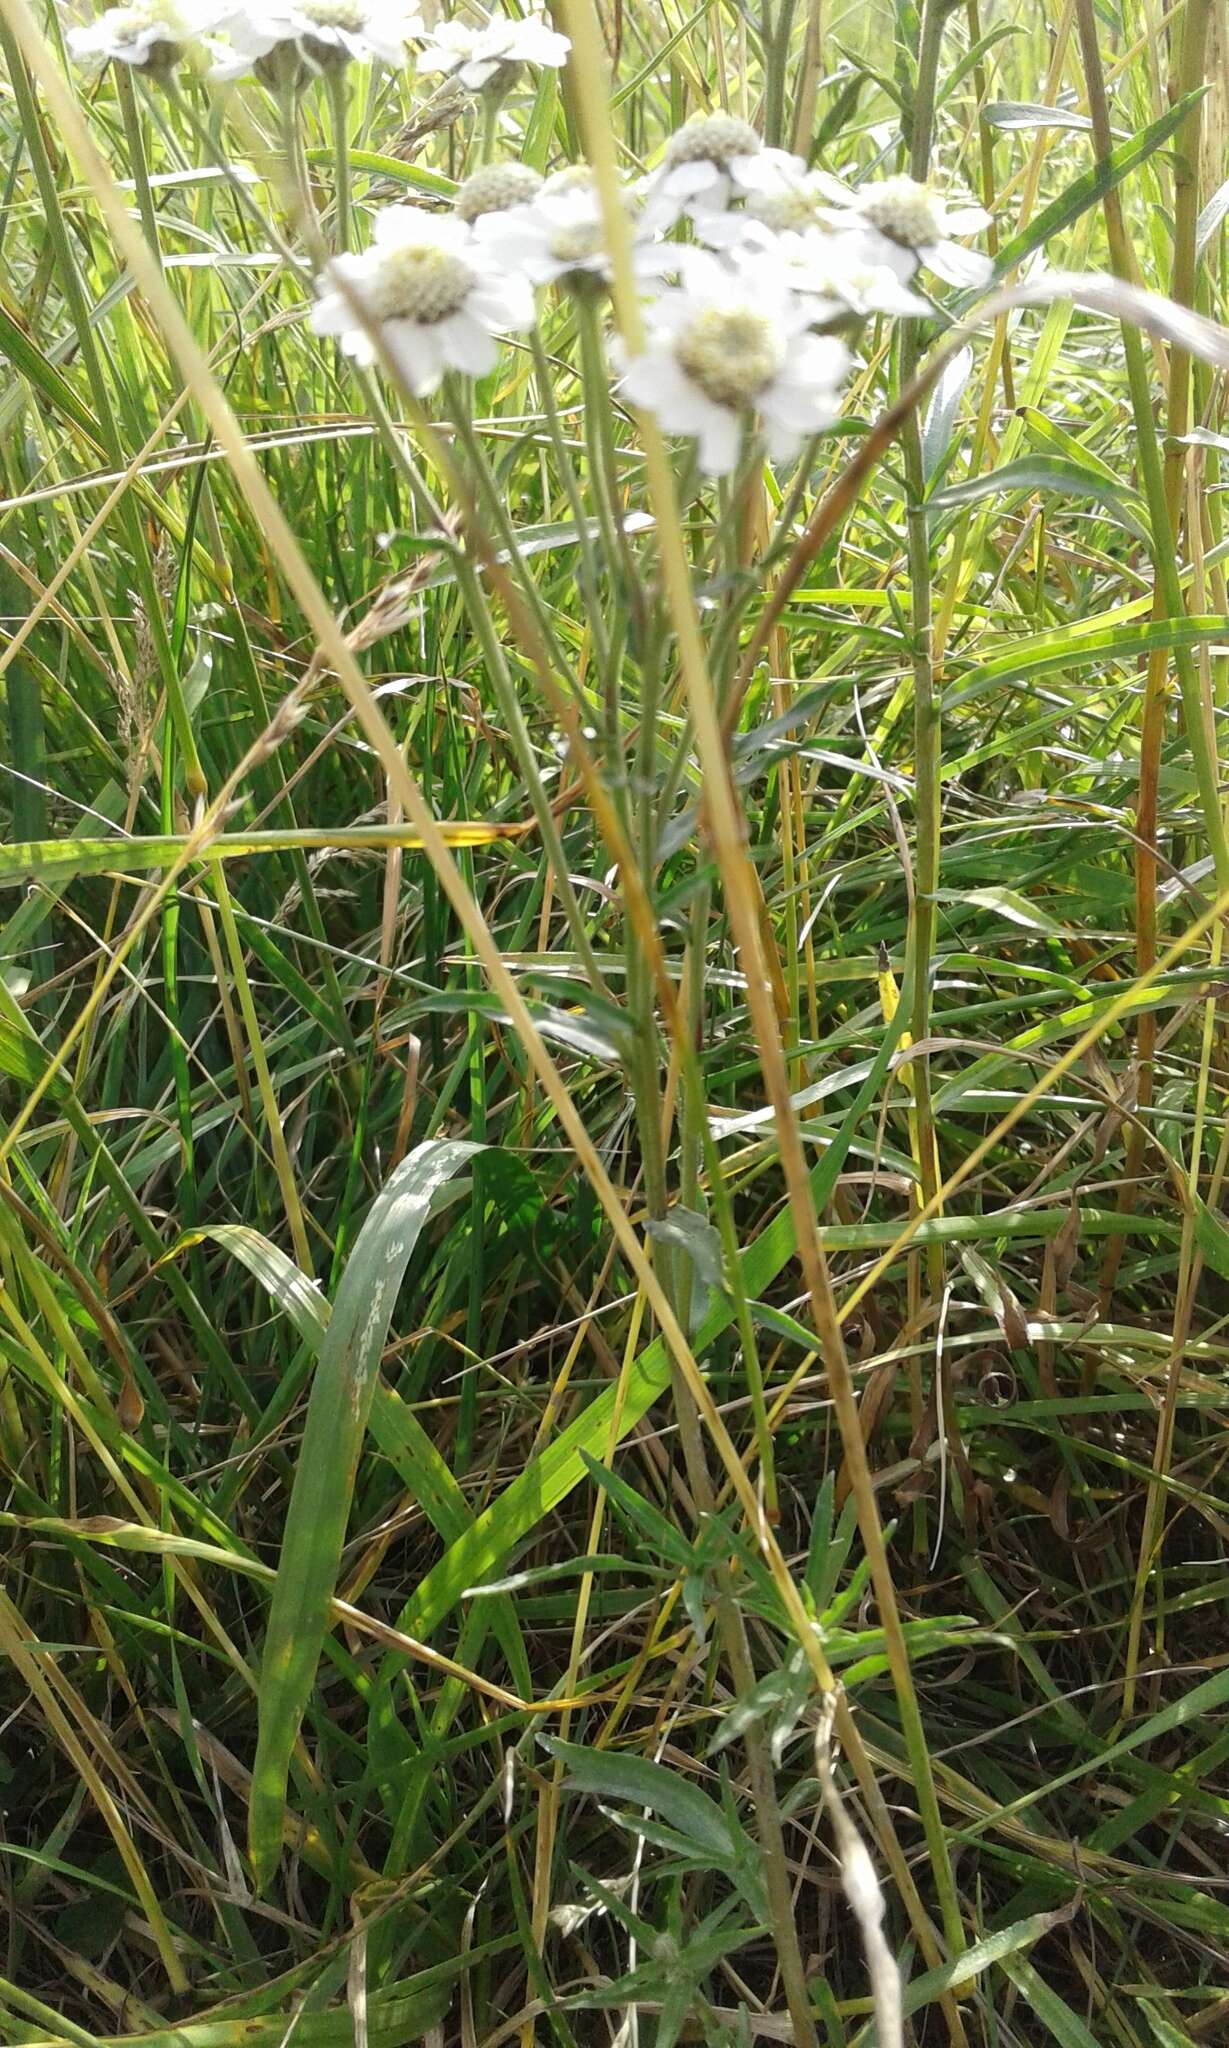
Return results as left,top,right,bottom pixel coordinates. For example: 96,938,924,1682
0,820,524,888
983,99,1091,131
997,1956,1099,2048
929,455,1150,546
542,1738,735,1857
0,299,104,447
946,615,1229,712
165,1225,328,1345
990,88,1207,277
248,1139,478,1890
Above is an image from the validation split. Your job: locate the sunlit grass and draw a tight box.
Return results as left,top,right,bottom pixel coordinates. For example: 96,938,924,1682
1,0,1228,2042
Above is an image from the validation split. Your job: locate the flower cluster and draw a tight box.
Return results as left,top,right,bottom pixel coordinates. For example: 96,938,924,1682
67,0,568,88
64,0,995,476
306,107,993,475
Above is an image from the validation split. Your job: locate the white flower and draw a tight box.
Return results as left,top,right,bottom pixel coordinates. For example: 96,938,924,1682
697,214,930,321
66,0,220,73
820,174,993,288
454,159,543,222
739,157,847,234
617,251,849,475
794,235,932,319
479,182,608,286
210,0,420,77
416,9,569,92
310,207,533,394
478,175,676,293
639,113,799,229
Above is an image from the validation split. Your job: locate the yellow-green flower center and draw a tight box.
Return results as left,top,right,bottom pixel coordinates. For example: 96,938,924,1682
549,216,603,266
299,0,365,26
749,184,822,232
858,175,941,249
108,0,182,42
543,164,595,197
371,243,475,323
455,161,543,221
676,306,780,408
663,113,760,170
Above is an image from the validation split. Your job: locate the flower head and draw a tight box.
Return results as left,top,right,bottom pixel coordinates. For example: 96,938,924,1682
822,174,993,288
480,181,608,287
697,213,929,322
479,171,670,295
67,0,219,74
416,9,569,93
640,114,799,229
740,158,845,234
310,206,533,394
617,251,849,474
454,159,543,222
210,0,420,79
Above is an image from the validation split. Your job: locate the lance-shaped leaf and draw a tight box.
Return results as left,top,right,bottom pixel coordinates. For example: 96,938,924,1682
248,1139,478,1890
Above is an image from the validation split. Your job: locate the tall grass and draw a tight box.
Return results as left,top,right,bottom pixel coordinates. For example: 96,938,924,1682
2,0,1229,2041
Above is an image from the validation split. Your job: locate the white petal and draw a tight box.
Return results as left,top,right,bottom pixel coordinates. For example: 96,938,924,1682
761,416,804,463
695,404,742,476
924,239,993,288
796,333,850,384
760,376,834,436
618,345,673,409
474,271,535,330
309,291,350,337
339,326,377,367
385,320,442,394
661,160,724,200
436,310,499,376
942,203,993,235
731,147,804,194
375,207,469,253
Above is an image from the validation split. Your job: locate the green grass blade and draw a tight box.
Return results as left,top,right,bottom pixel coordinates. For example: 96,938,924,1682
248,1138,478,1890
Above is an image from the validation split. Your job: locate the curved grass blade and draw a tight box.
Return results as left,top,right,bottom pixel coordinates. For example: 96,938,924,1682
248,1139,478,1891
0,821,528,889
989,87,1207,279
388,981,914,1644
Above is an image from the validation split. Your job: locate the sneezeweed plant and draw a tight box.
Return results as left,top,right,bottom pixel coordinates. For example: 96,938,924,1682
26,0,1229,2041
52,3,1000,2035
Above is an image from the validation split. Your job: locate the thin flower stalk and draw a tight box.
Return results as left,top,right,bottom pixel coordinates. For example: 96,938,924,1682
898,0,951,1310
558,0,969,2003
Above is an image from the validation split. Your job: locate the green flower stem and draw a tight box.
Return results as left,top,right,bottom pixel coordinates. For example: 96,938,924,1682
116,66,160,262
328,68,351,252
437,383,610,997
444,382,582,709
344,363,609,1012
479,88,500,161
898,0,948,1301
279,83,318,243
1075,0,1227,1723
575,289,647,659
562,0,967,1984
115,66,204,1249
762,0,799,149
165,75,303,271
528,325,611,680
